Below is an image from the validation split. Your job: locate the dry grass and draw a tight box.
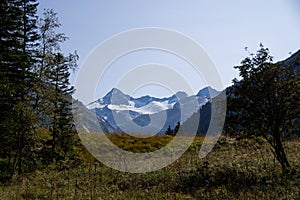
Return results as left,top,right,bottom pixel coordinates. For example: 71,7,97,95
0,135,299,199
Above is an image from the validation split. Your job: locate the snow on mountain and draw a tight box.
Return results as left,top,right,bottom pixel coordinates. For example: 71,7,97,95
86,102,105,109
85,87,219,134
87,88,178,114
77,50,300,135
102,100,174,115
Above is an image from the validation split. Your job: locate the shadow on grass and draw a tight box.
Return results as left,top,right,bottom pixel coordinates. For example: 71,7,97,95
175,162,299,197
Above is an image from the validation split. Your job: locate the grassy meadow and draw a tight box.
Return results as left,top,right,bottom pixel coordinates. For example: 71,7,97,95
0,134,299,200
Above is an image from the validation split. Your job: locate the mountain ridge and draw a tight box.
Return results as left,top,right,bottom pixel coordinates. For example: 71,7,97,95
76,49,300,135
83,86,220,134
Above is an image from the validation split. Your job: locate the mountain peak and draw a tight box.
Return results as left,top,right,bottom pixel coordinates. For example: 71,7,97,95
100,88,130,105
175,91,188,98
197,86,220,98
108,87,123,95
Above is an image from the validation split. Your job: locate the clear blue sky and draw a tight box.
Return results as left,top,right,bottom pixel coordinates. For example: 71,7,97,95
38,0,300,104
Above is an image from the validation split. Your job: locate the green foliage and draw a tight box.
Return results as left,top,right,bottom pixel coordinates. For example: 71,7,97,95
35,9,78,163
0,3,79,181
227,44,300,172
0,0,40,180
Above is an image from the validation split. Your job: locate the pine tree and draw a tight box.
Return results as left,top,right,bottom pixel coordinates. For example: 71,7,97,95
173,122,180,135
48,53,78,161
0,0,40,179
0,2,78,180
165,125,173,136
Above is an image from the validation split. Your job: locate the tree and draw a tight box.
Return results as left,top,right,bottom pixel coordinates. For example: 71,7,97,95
37,9,78,162
0,0,40,179
227,44,300,172
165,122,180,136
48,53,78,161
173,122,180,135
165,125,173,136
0,4,78,181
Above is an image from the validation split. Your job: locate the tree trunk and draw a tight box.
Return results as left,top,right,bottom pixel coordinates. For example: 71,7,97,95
273,127,290,172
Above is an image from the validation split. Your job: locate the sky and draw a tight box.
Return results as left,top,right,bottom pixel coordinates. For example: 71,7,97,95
38,0,300,104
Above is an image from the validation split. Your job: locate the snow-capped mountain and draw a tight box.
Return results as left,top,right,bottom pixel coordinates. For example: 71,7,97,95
73,50,299,135
87,88,187,114
83,87,220,134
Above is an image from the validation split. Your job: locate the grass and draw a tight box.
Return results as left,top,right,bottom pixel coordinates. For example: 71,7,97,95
106,133,174,153
0,134,299,199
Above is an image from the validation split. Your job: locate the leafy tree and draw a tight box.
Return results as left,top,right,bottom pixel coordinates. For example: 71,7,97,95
37,9,78,163
227,44,300,172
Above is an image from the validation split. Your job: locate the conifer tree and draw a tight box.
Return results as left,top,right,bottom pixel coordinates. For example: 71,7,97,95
0,0,40,179
165,125,173,136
